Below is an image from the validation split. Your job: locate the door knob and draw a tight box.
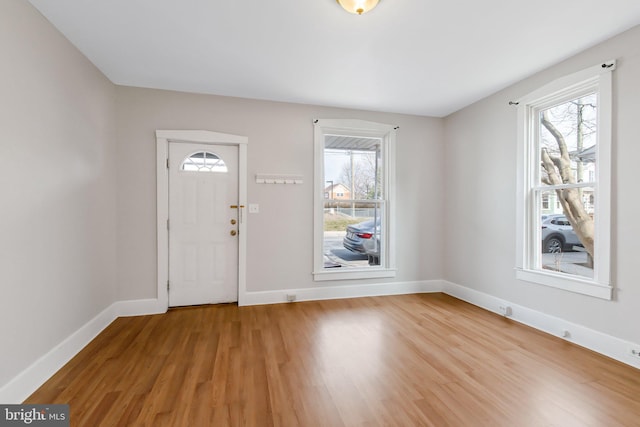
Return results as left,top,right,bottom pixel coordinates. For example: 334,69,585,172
230,230,237,236
230,219,237,225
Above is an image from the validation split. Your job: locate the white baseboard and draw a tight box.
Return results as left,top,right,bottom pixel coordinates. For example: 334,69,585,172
0,303,118,404
442,280,640,370
0,298,166,404
239,280,444,306
115,298,166,317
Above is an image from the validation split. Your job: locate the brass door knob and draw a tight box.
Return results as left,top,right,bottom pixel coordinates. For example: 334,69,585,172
230,230,237,236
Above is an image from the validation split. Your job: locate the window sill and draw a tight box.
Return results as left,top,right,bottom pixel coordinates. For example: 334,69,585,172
313,268,397,282
516,268,612,300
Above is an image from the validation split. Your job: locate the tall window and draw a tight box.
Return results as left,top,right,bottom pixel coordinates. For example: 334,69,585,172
516,61,614,299
313,119,396,281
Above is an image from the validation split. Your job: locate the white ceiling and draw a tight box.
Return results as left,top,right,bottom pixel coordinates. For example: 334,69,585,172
28,0,640,117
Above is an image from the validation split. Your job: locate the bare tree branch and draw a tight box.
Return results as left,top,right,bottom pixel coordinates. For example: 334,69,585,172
539,110,594,257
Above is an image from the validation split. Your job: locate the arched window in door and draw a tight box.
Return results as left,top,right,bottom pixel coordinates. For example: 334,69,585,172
181,151,228,172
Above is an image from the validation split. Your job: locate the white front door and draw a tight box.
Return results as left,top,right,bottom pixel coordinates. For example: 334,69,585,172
168,142,239,306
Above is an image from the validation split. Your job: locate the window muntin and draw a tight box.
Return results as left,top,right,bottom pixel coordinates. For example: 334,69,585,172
181,151,228,173
539,187,595,279
516,61,613,299
313,120,396,281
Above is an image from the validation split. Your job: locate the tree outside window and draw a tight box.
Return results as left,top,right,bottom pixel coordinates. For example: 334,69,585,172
539,93,597,276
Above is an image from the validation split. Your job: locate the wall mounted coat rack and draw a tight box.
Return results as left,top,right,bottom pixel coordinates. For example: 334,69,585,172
255,173,303,184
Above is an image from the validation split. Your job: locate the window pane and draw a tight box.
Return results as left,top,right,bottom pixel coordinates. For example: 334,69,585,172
539,93,597,186
323,135,385,269
324,136,383,201
322,200,383,268
538,187,594,279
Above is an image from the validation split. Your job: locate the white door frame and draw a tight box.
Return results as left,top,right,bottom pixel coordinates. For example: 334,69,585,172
156,130,248,309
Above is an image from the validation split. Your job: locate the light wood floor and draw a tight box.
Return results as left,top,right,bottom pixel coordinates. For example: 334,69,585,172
26,294,640,426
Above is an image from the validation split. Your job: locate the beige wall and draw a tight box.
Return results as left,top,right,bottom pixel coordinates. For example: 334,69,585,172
444,25,640,343
0,1,117,386
115,87,445,299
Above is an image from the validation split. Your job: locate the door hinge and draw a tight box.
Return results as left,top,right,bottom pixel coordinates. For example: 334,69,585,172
166,158,169,169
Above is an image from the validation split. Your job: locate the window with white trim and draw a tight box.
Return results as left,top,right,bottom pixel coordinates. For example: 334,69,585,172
313,119,396,281
516,61,614,299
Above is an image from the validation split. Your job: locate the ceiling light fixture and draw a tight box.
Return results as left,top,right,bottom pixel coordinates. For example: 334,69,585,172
336,0,380,15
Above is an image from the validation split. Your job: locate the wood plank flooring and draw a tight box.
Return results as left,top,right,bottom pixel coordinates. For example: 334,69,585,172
26,294,640,426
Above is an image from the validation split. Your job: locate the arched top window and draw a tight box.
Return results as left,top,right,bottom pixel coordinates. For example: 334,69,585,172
181,151,228,173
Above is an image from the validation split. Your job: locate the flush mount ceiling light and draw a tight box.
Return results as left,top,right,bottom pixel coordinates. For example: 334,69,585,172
336,0,380,15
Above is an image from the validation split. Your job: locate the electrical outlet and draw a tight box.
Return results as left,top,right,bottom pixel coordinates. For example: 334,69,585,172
286,294,296,302
498,305,512,317
630,348,640,358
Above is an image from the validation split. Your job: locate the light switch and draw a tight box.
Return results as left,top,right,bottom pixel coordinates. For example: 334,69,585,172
249,204,259,213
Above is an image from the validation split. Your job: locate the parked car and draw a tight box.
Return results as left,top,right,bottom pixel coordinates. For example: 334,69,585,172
343,219,378,253
541,215,582,253
343,218,382,266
